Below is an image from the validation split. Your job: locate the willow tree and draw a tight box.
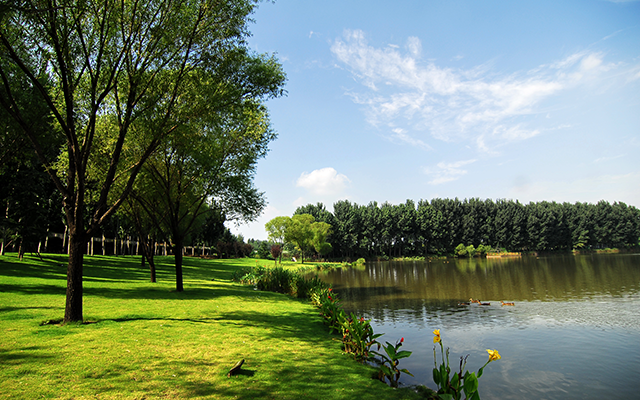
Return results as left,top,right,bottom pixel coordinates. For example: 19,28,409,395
132,98,282,291
0,0,272,322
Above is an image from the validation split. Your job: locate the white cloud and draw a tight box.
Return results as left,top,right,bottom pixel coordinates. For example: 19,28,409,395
296,167,350,195
391,128,433,150
406,36,422,57
331,30,633,152
424,159,477,185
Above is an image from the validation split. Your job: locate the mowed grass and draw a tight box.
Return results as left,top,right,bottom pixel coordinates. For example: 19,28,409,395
0,254,421,400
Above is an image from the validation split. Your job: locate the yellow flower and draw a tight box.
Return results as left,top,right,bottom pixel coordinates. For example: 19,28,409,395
433,329,441,343
487,349,501,361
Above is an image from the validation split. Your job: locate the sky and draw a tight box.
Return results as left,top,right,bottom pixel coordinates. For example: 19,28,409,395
227,0,640,241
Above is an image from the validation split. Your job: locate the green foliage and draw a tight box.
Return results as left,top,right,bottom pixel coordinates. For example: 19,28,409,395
372,338,414,388
294,198,640,259
315,287,344,334
1,0,286,320
256,241,271,259
339,313,384,361
432,330,500,400
267,214,333,262
455,244,468,258
232,265,330,300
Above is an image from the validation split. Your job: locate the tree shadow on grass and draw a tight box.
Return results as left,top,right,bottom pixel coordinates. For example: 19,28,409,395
0,254,68,281
212,308,329,343
0,346,55,365
0,283,65,296
0,306,61,313
81,281,289,301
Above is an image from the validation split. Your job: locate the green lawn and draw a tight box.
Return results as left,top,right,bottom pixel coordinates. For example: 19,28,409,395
0,254,422,399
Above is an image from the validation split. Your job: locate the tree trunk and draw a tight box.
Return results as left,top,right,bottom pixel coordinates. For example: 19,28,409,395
148,255,156,283
174,241,184,292
143,241,157,283
64,232,85,323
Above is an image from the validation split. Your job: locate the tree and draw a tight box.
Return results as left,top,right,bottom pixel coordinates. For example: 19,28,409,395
0,0,277,322
311,220,332,259
265,215,290,264
130,96,282,291
332,200,360,259
282,214,332,263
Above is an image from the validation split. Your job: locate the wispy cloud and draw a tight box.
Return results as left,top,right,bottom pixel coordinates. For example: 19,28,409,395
391,128,433,150
424,159,477,184
331,29,631,152
296,167,350,195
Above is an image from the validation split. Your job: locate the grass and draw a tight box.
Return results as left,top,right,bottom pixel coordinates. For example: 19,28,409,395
0,253,422,400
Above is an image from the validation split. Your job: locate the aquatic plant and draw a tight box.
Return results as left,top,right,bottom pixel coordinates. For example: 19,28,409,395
432,329,500,400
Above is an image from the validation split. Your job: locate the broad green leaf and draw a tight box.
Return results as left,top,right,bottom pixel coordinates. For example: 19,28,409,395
451,372,460,389
463,372,479,395
433,367,441,385
395,350,412,359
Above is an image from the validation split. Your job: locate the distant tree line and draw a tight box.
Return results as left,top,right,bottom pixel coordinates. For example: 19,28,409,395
293,199,640,259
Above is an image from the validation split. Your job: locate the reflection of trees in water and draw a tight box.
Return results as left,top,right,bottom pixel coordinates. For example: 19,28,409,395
320,255,640,309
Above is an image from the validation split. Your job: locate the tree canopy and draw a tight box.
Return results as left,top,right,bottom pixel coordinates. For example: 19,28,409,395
0,0,284,321
265,213,333,263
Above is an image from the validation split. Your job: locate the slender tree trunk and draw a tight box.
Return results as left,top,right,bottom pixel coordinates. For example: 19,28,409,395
64,231,85,323
140,237,157,283
148,254,156,283
174,240,184,292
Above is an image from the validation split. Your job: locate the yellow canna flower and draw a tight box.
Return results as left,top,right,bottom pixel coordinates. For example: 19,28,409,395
487,349,501,361
433,329,441,343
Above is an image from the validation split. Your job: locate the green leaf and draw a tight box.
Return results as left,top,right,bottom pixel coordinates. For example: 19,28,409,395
440,364,448,384
399,368,414,377
463,372,478,395
433,367,441,385
438,394,454,400
450,372,460,389
477,366,484,378
395,350,412,359
379,365,392,376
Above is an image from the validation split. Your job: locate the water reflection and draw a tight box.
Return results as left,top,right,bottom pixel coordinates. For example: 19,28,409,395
326,254,640,308
309,254,640,400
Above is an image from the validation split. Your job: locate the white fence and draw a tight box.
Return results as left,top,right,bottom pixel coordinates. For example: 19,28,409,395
44,231,213,257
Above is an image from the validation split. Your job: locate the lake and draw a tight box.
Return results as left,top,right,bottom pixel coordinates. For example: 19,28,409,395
313,253,640,399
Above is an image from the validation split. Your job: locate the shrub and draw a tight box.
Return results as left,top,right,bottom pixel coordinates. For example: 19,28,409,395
466,245,476,258
339,312,383,361
256,267,295,294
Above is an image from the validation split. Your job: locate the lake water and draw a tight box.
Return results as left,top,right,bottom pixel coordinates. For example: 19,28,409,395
313,254,640,399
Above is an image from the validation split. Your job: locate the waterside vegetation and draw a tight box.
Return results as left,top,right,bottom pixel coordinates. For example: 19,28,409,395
291,199,640,259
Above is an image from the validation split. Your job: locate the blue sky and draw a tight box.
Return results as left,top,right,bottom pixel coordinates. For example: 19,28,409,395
229,0,640,240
